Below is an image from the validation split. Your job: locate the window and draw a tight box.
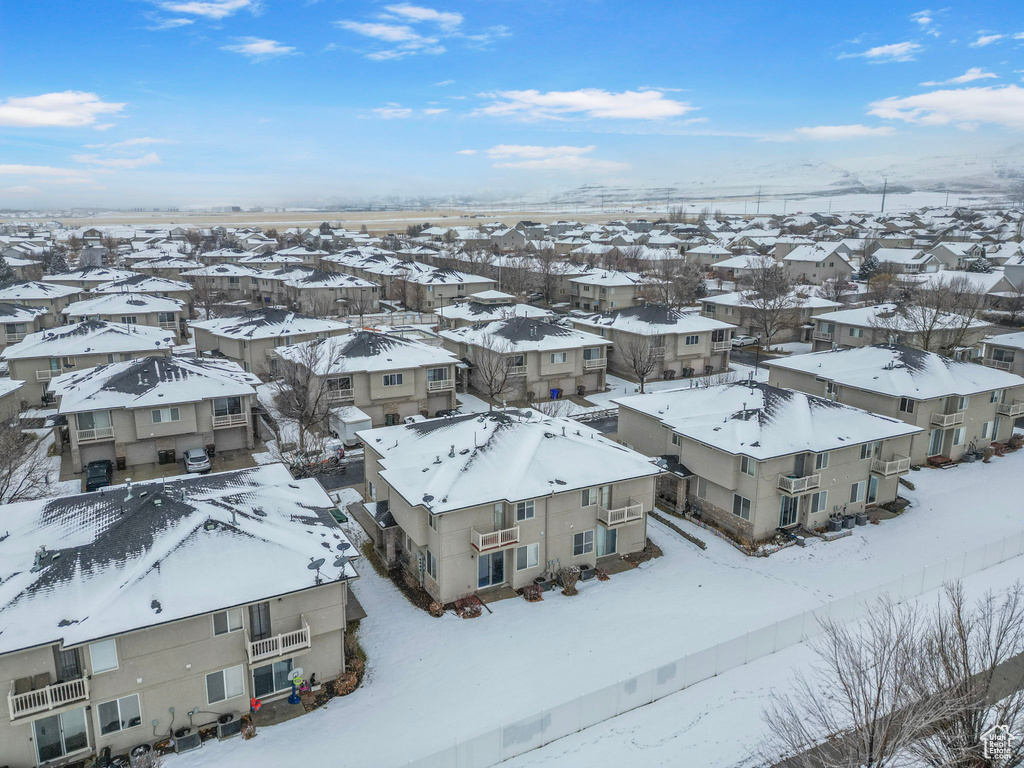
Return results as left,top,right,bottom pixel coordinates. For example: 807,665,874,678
119,315,138,325
248,602,271,641
327,376,352,393
206,665,245,704
953,427,965,446
694,477,708,499
151,407,180,424
516,543,539,571
809,490,828,515
368,481,376,500
849,327,864,338
991,389,1004,404
867,474,879,504
583,347,602,360
820,322,836,335
213,396,242,416
596,526,617,556
98,694,142,735
77,411,111,431
89,639,118,674
34,708,88,763
382,373,403,387
252,659,293,699
581,488,596,507
53,647,82,682
860,443,873,460
573,530,595,556
740,456,755,476
516,500,535,521
427,512,438,531
850,481,865,504
814,452,830,470
426,549,437,580
671,433,682,447
957,395,969,410
732,494,751,520
427,367,449,382
684,334,700,346
549,352,568,364
825,381,840,399
899,397,915,414
981,421,993,440
509,353,525,368
213,607,243,636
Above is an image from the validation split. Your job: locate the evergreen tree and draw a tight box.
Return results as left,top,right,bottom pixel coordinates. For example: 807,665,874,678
0,256,14,286
858,253,880,281
965,256,993,273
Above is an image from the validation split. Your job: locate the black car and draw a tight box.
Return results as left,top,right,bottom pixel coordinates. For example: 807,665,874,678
84,460,114,491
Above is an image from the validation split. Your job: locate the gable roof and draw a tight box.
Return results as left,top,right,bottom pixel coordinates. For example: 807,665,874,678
0,281,81,301
93,274,192,294
275,329,459,374
190,308,350,340
439,316,608,352
2,320,176,360
570,304,735,335
63,293,183,317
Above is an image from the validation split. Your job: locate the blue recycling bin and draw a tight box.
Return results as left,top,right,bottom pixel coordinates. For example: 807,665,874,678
550,388,561,399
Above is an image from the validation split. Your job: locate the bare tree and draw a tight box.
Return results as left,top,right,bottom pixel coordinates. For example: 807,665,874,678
0,423,53,504
468,334,517,409
345,288,376,327
184,275,225,321
667,205,687,224
270,339,348,459
534,248,562,304
66,235,83,262
871,276,987,353
817,271,850,303
617,334,660,393
739,255,799,350
616,245,646,273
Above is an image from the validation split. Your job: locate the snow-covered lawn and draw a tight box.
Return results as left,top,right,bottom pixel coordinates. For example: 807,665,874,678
771,341,812,356
172,448,1024,768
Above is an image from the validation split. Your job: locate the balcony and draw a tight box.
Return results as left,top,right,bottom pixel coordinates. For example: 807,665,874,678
583,357,606,370
598,498,644,526
470,525,520,552
8,677,89,722
326,388,354,403
871,455,912,476
507,365,527,377
76,427,114,442
35,369,59,381
5,332,25,344
212,412,248,428
427,379,454,392
778,474,820,494
711,340,732,352
247,617,312,664
997,400,1024,418
812,331,833,342
983,358,1012,371
930,411,964,428
159,321,179,332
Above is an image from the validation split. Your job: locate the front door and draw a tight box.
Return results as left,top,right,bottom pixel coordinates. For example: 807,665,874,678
867,474,879,504
928,429,944,457
779,495,799,527
993,417,1002,443
478,551,504,589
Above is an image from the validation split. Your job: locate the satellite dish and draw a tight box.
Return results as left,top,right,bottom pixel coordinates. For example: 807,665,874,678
333,555,350,568
307,558,326,570
289,668,304,682
336,542,351,552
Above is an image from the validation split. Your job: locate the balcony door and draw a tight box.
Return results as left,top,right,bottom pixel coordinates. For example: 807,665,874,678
928,429,944,457
248,602,272,641
478,551,504,589
53,646,82,682
779,495,799,528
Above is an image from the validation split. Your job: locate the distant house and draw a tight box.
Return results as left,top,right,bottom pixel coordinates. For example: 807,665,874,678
0,302,48,355
439,294,552,330
685,243,733,269
767,344,1024,464
181,263,263,303
568,305,734,380
981,331,1024,378
132,255,203,280
701,291,842,344
810,304,991,355
192,309,350,377
615,380,921,544
62,293,184,340
872,248,942,274
568,269,647,311
354,410,661,603
92,274,193,308
926,242,986,270
781,244,854,284
52,356,259,473
276,269,380,317
396,267,497,311
0,281,81,328
43,267,136,291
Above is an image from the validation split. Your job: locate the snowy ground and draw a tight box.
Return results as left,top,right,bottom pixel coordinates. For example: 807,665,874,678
172,446,1024,768
771,341,812,356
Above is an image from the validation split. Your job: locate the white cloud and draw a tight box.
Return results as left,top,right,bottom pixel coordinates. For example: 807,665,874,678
336,20,444,59
868,84,1024,129
839,41,923,62
921,67,998,86
0,186,41,196
154,0,258,19
147,17,194,30
476,88,694,121
0,92,126,128
383,4,462,31
0,164,93,177
422,108,448,114
465,144,629,172
969,33,1004,47
789,124,896,140
455,149,477,155
434,79,455,86
72,152,162,169
372,105,414,118
221,37,296,59
911,9,941,37
86,137,176,149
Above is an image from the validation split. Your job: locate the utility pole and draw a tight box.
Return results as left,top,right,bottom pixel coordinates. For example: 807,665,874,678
755,186,762,215
880,177,888,214
944,190,950,208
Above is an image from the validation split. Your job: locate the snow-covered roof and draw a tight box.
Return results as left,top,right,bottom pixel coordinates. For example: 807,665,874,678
0,463,358,655
404,267,492,286
813,303,990,332
767,344,1024,399
275,246,328,257
238,252,304,265
615,380,921,460
713,255,762,270
439,316,609,353
469,290,515,301
52,355,258,413
275,330,459,374
442,302,551,324
702,290,842,310
283,269,377,289
92,274,192,294
359,410,661,515
63,293,183,317
984,331,1024,351
571,304,735,335
182,263,265,278
0,281,81,301
0,379,25,400
872,248,931,265
133,255,202,270
0,302,48,323
568,269,644,287
782,244,852,265
190,308,350,340
1,320,176,360
43,267,137,284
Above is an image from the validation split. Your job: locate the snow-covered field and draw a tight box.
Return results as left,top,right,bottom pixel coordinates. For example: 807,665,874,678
172,445,1024,768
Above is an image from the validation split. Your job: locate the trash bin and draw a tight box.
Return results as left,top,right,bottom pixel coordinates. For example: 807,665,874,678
855,512,868,526
550,388,561,400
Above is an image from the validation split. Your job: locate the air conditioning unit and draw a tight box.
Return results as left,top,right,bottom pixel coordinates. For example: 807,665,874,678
217,719,243,740
174,732,202,754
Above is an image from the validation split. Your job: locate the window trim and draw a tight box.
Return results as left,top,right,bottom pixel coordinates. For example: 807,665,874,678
740,455,755,476
88,639,118,675
206,665,245,705
382,373,404,387
212,607,244,637
515,499,535,521
515,542,540,571
426,549,438,581
572,529,595,557
97,693,142,736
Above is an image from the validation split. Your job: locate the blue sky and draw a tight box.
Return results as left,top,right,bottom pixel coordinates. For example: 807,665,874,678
2,0,1023,207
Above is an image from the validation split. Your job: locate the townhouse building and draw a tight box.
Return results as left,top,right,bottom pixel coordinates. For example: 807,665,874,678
277,269,380,317
568,269,647,311
395,267,497,311
981,332,1024,377
181,264,263,303
92,275,193,308
0,303,48,356
272,330,460,426
3,321,176,406
132,255,203,281
701,291,842,344
438,292,552,330
62,293,184,340
615,380,921,544
191,309,350,377
809,304,992,355
354,410,661,603
42,267,137,292
51,355,259,473
568,304,734,380
0,282,81,328
438,316,610,402
0,464,358,768
780,244,855,284
767,344,1024,464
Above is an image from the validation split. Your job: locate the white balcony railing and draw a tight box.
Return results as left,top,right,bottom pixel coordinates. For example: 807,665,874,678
997,400,1024,418
984,358,1012,371
778,474,821,494
212,412,247,428
711,340,732,352
5,333,25,344
327,388,354,402
76,427,114,442
470,526,520,552
247,618,312,664
931,412,964,428
583,357,606,370
871,455,912,476
159,321,178,331
812,331,833,342
427,379,454,392
598,499,644,526
8,678,89,721
649,345,666,357
507,365,527,377
35,369,58,381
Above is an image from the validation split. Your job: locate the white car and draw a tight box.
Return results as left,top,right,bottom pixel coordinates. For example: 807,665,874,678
731,335,758,348
183,448,212,474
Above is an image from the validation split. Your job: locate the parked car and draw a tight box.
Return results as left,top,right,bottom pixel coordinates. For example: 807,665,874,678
84,460,114,492
183,447,212,474
731,334,758,348
287,439,346,478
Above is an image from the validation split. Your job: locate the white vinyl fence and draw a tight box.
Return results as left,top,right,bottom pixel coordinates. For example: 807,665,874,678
405,529,1024,768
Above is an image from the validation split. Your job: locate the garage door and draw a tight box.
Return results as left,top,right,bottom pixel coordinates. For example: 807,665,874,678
80,443,116,466
214,426,246,452
126,441,158,467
